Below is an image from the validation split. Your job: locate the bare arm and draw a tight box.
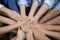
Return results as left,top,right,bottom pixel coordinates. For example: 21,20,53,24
45,16,60,25
16,28,25,40
0,16,16,25
0,6,23,21
31,24,50,40
34,24,60,40
39,8,60,23
20,5,26,17
0,21,24,34
34,3,49,21
26,32,34,40
39,29,60,40
29,0,39,18
38,24,60,31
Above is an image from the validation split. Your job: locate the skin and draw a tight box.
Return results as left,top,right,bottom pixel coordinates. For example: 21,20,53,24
39,8,60,24
30,24,50,40
28,2,49,24
34,2,49,21
40,29,60,40
0,6,24,21
11,21,34,40
45,16,60,25
16,28,25,40
29,0,39,18
33,24,60,40
20,5,27,17
26,32,34,40
0,16,16,25
0,21,24,34
39,24,60,31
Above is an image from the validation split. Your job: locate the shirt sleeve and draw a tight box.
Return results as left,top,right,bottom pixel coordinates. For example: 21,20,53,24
39,0,41,4
0,4,3,9
38,0,44,6
55,2,60,11
44,0,57,9
17,0,28,7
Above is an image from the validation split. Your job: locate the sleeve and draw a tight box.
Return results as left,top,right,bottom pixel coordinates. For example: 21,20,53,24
0,4,3,9
39,0,42,4
17,0,28,7
55,2,60,11
38,0,44,6
44,0,57,9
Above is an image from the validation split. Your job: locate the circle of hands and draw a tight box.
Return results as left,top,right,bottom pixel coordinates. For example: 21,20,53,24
0,10,60,40
0,0,60,39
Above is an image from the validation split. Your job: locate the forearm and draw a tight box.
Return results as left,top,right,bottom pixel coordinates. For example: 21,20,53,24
34,3,49,21
16,28,25,40
29,0,39,18
0,16,16,25
40,29,60,40
31,25,50,40
45,16,60,25
38,24,60,31
0,21,23,34
26,32,34,40
39,8,60,23
20,5,26,17
0,6,10,15
0,6,21,21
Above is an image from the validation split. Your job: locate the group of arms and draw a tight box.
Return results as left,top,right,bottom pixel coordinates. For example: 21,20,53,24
0,0,60,40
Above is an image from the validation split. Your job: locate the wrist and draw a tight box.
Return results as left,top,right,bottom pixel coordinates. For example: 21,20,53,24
0,6,9,13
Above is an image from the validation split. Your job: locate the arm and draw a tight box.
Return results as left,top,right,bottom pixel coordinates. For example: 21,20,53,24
39,2,60,23
45,16,60,25
33,24,60,40
38,24,60,31
39,29,60,40
34,0,56,21
31,24,50,40
0,16,16,25
16,28,25,40
0,21,24,34
34,2,49,21
20,5,26,17
17,0,28,17
39,8,60,23
29,0,39,18
26,30,34,40
0,6,23,21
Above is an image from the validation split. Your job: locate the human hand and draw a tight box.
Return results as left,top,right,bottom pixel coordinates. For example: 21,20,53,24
5,10,25,21
30,24,50,40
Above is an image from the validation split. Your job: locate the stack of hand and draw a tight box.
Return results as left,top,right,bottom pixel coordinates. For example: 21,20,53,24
0,0,60,40
0,9,60,40
0,11,59,40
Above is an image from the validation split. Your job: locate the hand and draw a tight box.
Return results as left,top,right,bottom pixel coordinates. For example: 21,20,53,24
30,24,50,40
6,10,24,21
21,21,31,33
16,28,25,40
